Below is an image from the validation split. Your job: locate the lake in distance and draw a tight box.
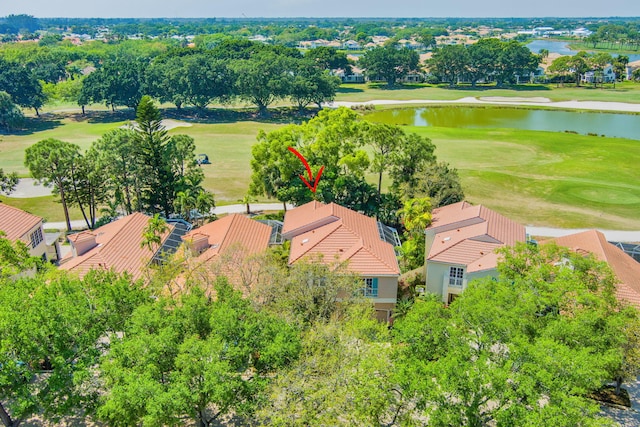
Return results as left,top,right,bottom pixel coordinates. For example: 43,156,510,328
366,107,640,140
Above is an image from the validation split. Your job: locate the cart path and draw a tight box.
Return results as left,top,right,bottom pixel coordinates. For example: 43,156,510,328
328,97,640,113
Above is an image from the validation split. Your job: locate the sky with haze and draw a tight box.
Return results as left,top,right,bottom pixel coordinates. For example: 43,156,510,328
2,0,640,18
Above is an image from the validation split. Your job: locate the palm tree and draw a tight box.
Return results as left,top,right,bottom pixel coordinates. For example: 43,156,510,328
398,197,432,234
538,48,549,64
239,193,256,215
195,191,216,225
141,214,169,253
174,189,197,222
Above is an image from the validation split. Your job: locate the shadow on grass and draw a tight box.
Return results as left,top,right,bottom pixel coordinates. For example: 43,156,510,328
337,86,365,93
82,109,136,124
439,84,552,92
1,116,63,136
162,106,315,125
367,83,431,90
31,105,322,128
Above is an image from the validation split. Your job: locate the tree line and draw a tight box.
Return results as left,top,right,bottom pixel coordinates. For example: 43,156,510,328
1,231,639,427
24,96,214,231
427,38,541,87
79,41,343,115
0,39,346,121
582,23,640,52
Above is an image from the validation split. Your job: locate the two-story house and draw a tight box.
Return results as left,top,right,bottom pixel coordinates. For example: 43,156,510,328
581,64,616,84
550,230,640,309
0,203,53,261
59,212,186,280
180,213,274,293
282,201,401,321
424,201,526,304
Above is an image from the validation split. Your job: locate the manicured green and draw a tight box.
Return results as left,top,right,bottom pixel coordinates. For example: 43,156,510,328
2,101,640,230
0,113,281,203
407,126,640,230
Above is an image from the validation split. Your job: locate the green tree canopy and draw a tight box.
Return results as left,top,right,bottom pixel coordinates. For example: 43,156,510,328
0,270,148,427
0,168,18,195
232,51,294,115
0,91,23,131
24,138,81,231
98,279,300,427
359,45,420,86
393,242,639,426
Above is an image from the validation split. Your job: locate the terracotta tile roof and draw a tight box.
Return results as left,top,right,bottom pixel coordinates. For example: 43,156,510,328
282,200,338,238
428,201,480,230
182,214,272,262
426,201,526,271
176,214,273,295
67,230,97,243
550,230,640,309
0,203,43,242
60,212,173,281
284,201,400,276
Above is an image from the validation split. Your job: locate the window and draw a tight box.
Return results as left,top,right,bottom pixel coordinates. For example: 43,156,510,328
362,278,378,298
448,267,464,287
30,228,43,248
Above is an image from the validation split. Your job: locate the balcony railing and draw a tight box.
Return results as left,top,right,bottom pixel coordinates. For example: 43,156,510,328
443,274,467,289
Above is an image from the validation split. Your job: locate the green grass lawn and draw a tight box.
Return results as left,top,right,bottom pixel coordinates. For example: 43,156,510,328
335,81,640,104
3,100,640,230
0,195,85,224
407,126,640,230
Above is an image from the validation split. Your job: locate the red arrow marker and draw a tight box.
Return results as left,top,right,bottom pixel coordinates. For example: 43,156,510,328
287,146,324,193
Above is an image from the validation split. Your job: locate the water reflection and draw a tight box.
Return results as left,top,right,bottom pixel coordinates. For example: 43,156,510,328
367,107,640,140
526,40,640,62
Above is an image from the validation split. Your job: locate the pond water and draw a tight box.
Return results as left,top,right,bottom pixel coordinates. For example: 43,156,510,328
526,40,640,62
366,106,640,140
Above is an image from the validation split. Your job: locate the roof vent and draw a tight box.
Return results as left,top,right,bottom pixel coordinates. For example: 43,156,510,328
443,237,451,242
302,238,309,244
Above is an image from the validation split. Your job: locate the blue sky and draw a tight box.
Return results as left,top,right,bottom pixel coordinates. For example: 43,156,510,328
3,0,640,18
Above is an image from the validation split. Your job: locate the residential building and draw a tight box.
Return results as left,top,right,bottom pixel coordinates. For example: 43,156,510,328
180,214,274,292
550,230,640,309
182,213,273,261
332,68,365,83
59,212,186,280
581,65,616,84
626,60,640,81
342,40,361,50
424,201,526,304
282,201,401,321
0,203,55,261
571,28,593,37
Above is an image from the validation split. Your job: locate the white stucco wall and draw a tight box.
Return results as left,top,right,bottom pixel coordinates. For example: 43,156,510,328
20,223,47,260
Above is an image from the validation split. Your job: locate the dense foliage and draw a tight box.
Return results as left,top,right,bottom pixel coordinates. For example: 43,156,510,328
2,233,638,426
428,38,541,86
249,107,464,229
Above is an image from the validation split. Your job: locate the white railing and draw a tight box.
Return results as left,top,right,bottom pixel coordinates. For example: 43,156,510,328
443,274,467,289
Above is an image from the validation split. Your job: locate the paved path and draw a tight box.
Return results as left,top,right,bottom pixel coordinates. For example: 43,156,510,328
601,377,640,426
3,178,54,198
42,203,294,231
327,97,640,113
